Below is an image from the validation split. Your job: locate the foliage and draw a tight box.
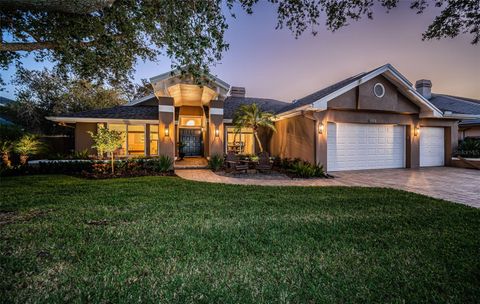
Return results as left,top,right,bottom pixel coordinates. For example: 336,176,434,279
455,138,480,158
1,1,477,91
208,154,225,171
0,156,177,177
154,155,174,173
88,126,124,174
276,157,325,178
233,103,276,152
12,68,126,133
0,124,23,142
88,126,123,157
13,134,46,164
1,175,479,302
0,140,13,167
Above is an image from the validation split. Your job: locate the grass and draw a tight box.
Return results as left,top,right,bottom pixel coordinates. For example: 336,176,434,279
1,175,479,303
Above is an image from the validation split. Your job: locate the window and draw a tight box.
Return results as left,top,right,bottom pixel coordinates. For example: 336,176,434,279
179,117,202,127
150,125,159,155
226,127,254,155
374,83,385,98
127,125,145,155
108,123,127,155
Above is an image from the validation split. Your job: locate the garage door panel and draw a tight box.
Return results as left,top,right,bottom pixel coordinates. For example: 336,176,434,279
420,127,444,167
327,123,406,171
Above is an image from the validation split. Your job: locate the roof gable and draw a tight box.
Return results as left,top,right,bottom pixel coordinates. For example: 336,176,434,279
277,64,443,118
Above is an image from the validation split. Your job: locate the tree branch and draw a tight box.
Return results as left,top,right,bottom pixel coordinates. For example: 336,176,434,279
0,41,58,51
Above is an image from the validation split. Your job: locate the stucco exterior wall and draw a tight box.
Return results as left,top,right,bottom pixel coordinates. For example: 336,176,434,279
75,122,97,154
459,126,480,140
270,115,315,163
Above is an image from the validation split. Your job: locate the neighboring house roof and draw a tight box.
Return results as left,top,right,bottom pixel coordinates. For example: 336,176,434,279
126,94,157,106
224,96,289,119
459,118,480,127
429,94,480,116
276,72,366,114
0,96,15,106
51,106,159,121
0,117,15,126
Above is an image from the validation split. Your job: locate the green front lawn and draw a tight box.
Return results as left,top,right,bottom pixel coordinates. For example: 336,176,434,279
1,175,479,303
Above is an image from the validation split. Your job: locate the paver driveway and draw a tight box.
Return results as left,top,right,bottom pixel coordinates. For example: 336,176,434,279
176,167,480,208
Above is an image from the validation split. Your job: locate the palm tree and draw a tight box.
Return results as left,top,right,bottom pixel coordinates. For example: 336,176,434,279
14,134,45,165
233,103,276,153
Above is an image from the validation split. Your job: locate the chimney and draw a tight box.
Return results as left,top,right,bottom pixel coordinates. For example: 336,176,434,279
415,79,432,100
230,86,246,98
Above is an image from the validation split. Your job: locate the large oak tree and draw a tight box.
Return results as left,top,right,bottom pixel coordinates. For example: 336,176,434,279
1,0,478,87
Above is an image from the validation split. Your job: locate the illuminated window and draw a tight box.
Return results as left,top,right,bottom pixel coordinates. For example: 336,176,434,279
150,125,159,155
127,125,145,155
226,127,254,155
108,123,127,155
179,117,202,127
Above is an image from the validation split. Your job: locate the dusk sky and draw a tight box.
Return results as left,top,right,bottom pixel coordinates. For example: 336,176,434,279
2,1,480,101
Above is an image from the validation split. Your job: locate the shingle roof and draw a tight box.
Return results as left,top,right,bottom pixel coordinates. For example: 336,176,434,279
459,118,480,126
59,106,159,120
429,94,480,115
276,72,366,114
224,96,289,119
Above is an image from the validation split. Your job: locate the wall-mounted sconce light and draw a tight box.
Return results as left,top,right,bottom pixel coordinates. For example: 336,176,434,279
215,128,219,137
414,126,419,137
318,123,324,134
201,127,205,132
164,125,170,137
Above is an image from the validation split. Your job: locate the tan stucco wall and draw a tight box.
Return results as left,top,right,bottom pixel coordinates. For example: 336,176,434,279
459,126,480,140
158,97,175,159
270,115,315,163
209,100,224,157
75,122,97,155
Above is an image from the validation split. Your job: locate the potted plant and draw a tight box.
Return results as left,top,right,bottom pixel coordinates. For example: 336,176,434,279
14,134,45,166
177,141,186,160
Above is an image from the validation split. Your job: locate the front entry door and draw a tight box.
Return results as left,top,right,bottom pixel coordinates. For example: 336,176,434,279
179,129,203,156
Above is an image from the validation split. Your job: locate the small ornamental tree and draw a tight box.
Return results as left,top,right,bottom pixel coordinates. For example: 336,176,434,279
13,134,45,165
0,141,13,167
88,127,123,174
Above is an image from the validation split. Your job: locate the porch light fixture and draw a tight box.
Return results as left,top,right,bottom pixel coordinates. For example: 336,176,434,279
215,128,219,137
164,125,170,137
318,123,324,134
414,126,420,137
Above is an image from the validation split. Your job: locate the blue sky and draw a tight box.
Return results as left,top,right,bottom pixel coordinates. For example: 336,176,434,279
2,1,479,101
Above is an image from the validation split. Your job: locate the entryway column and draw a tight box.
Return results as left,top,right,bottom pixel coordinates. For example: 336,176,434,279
158,97,175,160
209,99,224,157
313,111,328,170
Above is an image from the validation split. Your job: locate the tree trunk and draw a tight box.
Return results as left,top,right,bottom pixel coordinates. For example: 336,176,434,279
111,153,115,174
2,153,11,167
254,131,263,153
20,155,29,166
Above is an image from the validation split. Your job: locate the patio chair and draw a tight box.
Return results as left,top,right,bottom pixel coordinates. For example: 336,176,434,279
255,151,273,173
225,151,248,174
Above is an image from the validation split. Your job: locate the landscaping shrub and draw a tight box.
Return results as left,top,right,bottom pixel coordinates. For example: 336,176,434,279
0,155,176,178
152,155,174,173
274,157,326,178
455,138,480,158
288,161,325,178
208,154,224,171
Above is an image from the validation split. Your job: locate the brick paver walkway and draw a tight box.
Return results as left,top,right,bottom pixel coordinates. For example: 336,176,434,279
176,167,480,208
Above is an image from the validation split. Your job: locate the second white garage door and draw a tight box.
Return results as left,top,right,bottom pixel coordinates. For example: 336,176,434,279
327,123,406,171
420,127,445,167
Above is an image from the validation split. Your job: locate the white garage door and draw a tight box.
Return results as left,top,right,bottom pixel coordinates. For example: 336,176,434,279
327,123,406,171
420,127,444,167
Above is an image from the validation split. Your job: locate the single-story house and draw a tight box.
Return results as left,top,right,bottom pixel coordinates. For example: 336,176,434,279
46,64,480,172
